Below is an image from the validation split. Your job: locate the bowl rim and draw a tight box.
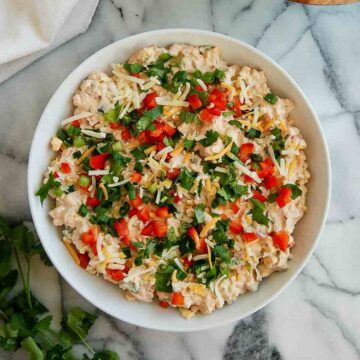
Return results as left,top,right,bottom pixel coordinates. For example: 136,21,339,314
28,28,331,332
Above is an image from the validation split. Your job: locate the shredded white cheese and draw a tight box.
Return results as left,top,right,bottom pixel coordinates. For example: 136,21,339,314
81,129,107,139
197,78,207,92
88,169,110,176
61,112,92,126
112,70,145,85
108,179,130,188
155,97,189,107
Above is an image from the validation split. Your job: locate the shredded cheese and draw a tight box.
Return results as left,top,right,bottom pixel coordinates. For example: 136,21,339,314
76,145,96,165
64,242,80,265
88,169,109,176
155,97,189,107
171,144,184,157
61,112,92,126
205,141,233,161
196,78,207,92
144,145,157,154
99,183,108,200
234,161,261,183
81,129,106,139
112,70,145,85
108,179,130,188
200,217,220,237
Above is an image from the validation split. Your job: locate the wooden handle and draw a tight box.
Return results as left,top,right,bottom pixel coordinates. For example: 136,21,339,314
291,0,359,4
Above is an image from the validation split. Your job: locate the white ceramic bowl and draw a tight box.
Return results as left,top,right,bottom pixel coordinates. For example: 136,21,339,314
28,29,331,332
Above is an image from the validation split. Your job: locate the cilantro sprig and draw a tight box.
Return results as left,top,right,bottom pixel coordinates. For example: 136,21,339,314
0,216,120,360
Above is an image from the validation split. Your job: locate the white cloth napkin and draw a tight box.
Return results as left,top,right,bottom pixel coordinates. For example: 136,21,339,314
0,0,99,84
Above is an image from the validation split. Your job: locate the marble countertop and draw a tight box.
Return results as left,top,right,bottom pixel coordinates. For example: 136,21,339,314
1,0,360,359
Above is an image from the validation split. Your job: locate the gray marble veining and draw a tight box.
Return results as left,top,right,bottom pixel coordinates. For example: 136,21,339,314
1,1,360,359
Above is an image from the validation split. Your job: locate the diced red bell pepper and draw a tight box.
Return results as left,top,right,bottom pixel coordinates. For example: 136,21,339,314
155,206,169,218
257,157,274,178
174,194,181,203
141,222,154,236
129,193,142,207
156,141,166,152
163,123,176,137
171,292,184,306
242,232,258,243
109,122,122,130
231,99,243,117
71,120,80,127
121,128,132,141
182,257,193,267
61,162,71,173
159,300,170,309
187,227,207,253
143,92,158,110
239,143,254,162
229,202,240,214
276,187,292,208
208,106,222,116
187,94,202,111
152,220,168,237
53,171,59,178
81,225,99,245
86,196,100,207
114,218,129,238
244,175,254,184
208,89,227,110
106,268,125,281
77,252,90,269
271,231,289,251
195,85,204,92
149,121,164,138
229,220,243,234
166,168,180,180
128,208,138,218
199,108,214,123
89,153,110,170
138,130,151,144
263,175,280,190
131,171,142,183
137,206,150,223
90,243,97,256
252,190,267,203
121,235,132,248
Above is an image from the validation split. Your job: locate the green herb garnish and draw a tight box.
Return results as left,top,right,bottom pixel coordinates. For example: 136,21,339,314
199,130,220,147
264,92,278,104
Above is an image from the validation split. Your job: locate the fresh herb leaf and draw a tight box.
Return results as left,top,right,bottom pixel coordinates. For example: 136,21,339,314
213,244,230,263
135,106,163,132
35,173,61,205
245,128,261,139
178,169,195,191
229,120,243,130
202,69,224,84
155,264,174,292
103,102,121,123
199,130,219,147
250,199,269,226
123,63,144,74
0,240,12,276
130,147,146,160
183,139,195,150
180,111,201,125
194,204,205,224
283,184,302,199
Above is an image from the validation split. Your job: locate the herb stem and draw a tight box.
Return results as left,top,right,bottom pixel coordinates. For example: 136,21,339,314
14,249,32,309
0,308,9,322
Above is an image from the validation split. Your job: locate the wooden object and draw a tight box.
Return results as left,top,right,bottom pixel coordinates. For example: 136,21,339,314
291,0,358,4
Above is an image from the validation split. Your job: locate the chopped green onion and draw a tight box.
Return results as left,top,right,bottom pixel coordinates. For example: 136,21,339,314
112,141,123,152
78,204,88,217
147,184,157,194
73,136,85,147
78,175,91,188
264,92,278,104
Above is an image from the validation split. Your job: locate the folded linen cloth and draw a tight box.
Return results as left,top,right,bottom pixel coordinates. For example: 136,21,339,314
0,0,99,84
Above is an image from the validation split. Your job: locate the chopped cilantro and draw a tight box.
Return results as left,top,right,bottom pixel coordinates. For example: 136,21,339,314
229,120,243,130
123,63,144,74
184,139,195,150
202,69,225,84
135,105,163,132
131,146,146,160
178,169,195,191
155,264,174,292
250,199,269,226
245,128,261,139
180,111,201,124
283,184,302,199
194,204,205,224
103,102,121,123
199,130,219,147
35,173,61,205
213,244,231,263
